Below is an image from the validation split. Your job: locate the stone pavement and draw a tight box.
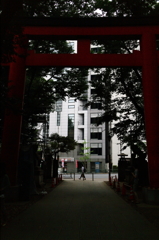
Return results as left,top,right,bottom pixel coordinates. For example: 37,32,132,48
1,177,159,240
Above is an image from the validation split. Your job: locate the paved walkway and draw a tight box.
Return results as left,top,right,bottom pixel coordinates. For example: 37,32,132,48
1,178,159,240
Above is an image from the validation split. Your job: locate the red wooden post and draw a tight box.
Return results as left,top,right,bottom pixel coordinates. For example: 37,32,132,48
141,33,159,188
77,39,90,55
1,36,28,186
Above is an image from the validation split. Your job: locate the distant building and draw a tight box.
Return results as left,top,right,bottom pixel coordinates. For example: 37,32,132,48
49,41,111,173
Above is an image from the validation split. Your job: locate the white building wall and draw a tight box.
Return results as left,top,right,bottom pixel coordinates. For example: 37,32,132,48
49,83,107,173
49,42,108,173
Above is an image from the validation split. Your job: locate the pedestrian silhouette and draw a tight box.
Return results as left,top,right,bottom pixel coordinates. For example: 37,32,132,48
79,165,86,180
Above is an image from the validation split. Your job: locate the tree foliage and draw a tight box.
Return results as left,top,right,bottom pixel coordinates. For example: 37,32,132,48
49,133,78,154
89,68,147,156
88,0,159,157
1,0,95,143
20,65,89,143
1,0,159,154
95,0,159,17
0,0,98,61
23,0,97,17
79,140,92,167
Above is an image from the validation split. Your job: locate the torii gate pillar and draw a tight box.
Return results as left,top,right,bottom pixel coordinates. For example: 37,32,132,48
1,40,27,185
142,33,159,188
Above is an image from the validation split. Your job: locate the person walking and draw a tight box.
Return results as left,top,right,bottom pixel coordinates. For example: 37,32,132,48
79,165,86,180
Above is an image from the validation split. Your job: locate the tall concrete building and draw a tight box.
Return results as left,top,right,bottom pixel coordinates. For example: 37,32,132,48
49,41,111,173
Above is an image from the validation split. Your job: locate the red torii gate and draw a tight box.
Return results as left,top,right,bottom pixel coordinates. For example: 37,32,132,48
1,17,159,188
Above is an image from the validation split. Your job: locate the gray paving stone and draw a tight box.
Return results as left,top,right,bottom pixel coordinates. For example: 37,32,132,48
1,179,159,240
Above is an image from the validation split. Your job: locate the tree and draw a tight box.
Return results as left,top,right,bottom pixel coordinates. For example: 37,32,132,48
95,0,159,17
21,66,89,144
48,133,78,177
1,0,96,143
1,0,158,152
79,140,92,169
23,0,97,17
0,0,98,62
0,3,92,188
87,1,159,157
49,133,78,154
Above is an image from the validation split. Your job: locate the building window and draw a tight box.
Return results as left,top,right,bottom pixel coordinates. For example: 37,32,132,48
68,114,75,139
68,98,75,103
91,102,102,110
90,113,101,124
57,112,61,126
68,105,75,109
91,75,99,81
56,99,62,112
90,128,102,140
77,143,84,155
78,113,84,125
91,143,102,155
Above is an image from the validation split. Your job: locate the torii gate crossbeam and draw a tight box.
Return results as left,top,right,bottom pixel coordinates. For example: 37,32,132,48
1,17,159,188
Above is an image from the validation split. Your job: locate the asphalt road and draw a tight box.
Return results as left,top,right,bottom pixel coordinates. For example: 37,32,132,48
62,173,118,181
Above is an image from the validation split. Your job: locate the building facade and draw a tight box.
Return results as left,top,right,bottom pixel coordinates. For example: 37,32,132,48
49,41,111,173
49,73,111,173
